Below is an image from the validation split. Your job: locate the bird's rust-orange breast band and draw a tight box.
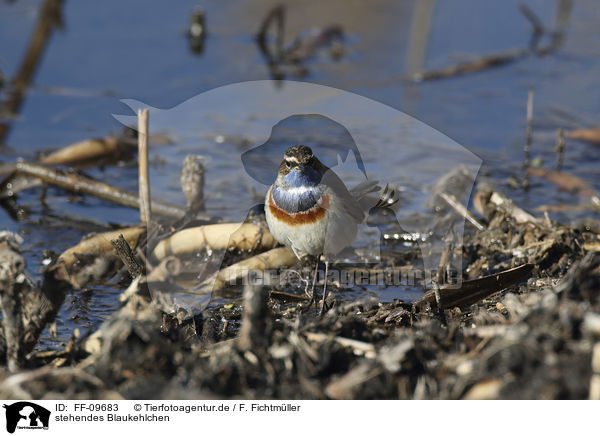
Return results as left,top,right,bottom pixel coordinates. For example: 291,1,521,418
267,186,330,225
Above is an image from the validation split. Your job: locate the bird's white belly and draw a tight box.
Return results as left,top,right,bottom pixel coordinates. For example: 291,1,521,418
264,206,324,256
265,204,357,259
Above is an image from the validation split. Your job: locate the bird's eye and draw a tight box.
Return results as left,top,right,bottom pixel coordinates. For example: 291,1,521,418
285,161,292,168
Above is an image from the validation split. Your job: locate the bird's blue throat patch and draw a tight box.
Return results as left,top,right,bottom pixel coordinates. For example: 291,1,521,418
272,185,322,213
283,168,321,187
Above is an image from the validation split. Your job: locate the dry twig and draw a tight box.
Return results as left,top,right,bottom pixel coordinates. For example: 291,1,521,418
12,161,191,219
137,109,151,224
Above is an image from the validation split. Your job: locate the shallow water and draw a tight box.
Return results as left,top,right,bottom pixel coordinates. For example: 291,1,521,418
0,0,598,347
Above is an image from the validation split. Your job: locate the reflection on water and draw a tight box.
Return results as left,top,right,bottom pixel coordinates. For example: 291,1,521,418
0,0,598,347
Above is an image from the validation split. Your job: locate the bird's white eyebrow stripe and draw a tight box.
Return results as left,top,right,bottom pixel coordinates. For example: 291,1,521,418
285,157,300,164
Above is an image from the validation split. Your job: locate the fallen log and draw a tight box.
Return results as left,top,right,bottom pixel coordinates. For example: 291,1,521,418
10,161,194,220
151,223,277,261
50,226,145,289
199,246,296,291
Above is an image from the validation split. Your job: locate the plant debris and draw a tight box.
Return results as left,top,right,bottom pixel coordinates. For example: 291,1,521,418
0,161,597,399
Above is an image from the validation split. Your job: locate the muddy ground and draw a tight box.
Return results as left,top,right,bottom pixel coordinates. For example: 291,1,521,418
0,180,598,400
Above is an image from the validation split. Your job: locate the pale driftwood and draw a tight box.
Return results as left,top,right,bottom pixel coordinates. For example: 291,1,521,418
40,136,120,165
51,226,145,289
590,343,600,400
463,379,503,400
198,246,296,291
325,363,382,400
117,275,144,304
475,189,539,225
583,243,600,252
137,109,151,224
304,331,376,359
151,223,277,261
463,324,529,338
57,226,145,270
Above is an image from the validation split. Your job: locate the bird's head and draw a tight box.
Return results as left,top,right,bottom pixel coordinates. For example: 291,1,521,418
277,145,323,187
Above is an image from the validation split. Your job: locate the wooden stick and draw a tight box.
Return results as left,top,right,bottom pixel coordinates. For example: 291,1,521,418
518,3,544,50
525,86,534,168
555,128,565,171
256,4,285,61
303,332,376,358
0,0,64,144
437,233,453,285
438,192,484,231
110,234,143,278
13,161,192,219
137,109,151,224
489,191,539,224
256,5,286,79
408,48,527,82
406,3,565,83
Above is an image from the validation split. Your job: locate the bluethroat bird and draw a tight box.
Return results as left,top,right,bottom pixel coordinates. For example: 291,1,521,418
265,145,381,314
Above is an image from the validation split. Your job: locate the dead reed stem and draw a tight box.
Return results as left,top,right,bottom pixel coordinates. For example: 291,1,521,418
525,86,534,167
137,109,151,224
14,161,188,219
555,128,565,171
0,0,64,144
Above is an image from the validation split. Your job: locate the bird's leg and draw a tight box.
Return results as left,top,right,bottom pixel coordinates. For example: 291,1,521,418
302,257,320,311
319,260,329,316
304,257,319,299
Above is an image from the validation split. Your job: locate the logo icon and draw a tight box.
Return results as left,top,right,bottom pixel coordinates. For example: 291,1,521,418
3,402,50,433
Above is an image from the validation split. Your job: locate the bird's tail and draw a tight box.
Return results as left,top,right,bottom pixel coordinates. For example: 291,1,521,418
351,180,399,211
